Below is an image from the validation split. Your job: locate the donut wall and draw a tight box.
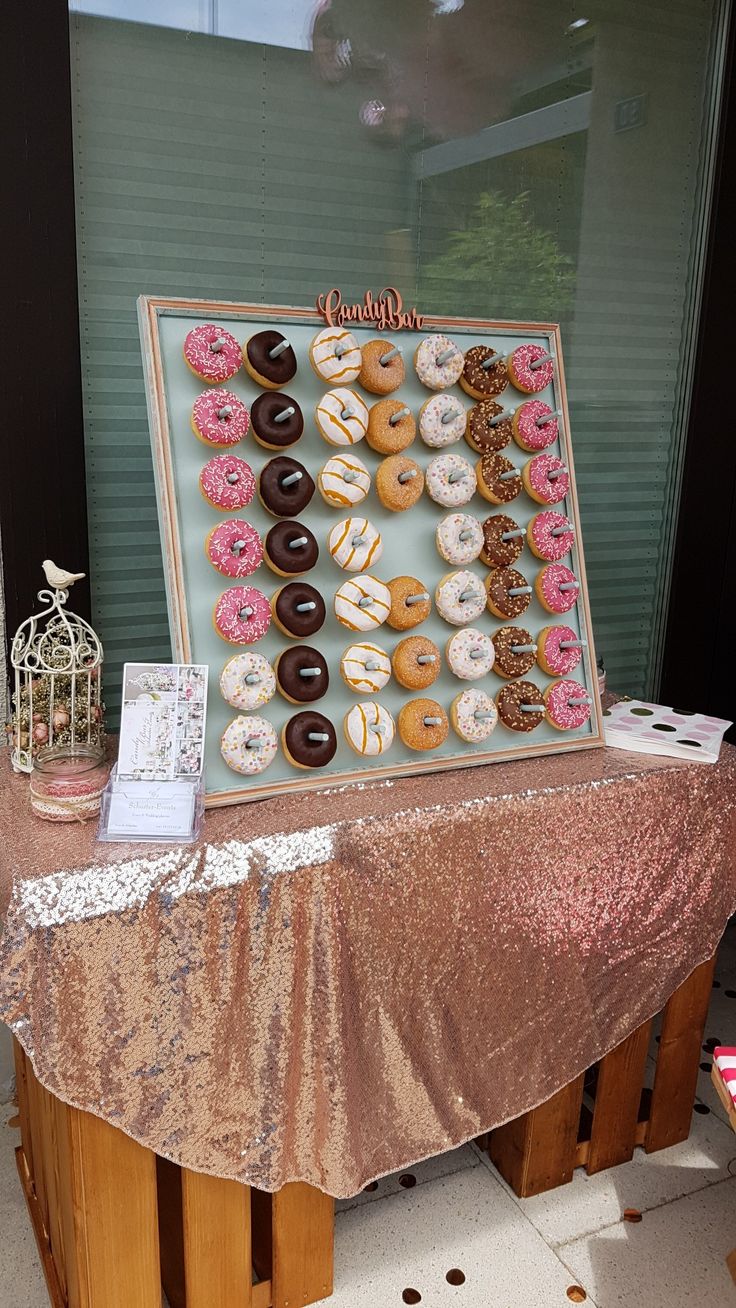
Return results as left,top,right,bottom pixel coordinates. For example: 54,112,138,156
138,294,604,806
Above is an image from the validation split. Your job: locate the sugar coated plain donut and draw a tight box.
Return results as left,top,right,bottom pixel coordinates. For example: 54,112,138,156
419,395,466,448
392,636,440,690
537,624,583,677
328,517,383,572
220,652,276,711
358,340,405,395
309,328,362,384
544,679,592,730
414,335,464,390
206,519,262,578
465,399,513,455
435,512,483,566
334,576,391,631
397,698,449,751
318,453,371,508
344,701,395,756
221,715,278,775
340,642,392,693
315,388,369,446
366,399,416,454
214,585,271,644
527,510,574,562
507,343,554,393
386,576,431,630
446,628,495,680
184,325,241,383
426,453,476,508
512,400,559,452
191,389,250,447
460,346,509,401
435,569,486,626
451,688,498,743
523,454,569,505
199,454,255,511
535,563,579,614
376,455,424,511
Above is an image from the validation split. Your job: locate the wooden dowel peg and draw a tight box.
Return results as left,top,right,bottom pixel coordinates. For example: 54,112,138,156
342,469,359,482
308,732,330,741
398,469,417,483
423,715,443,725
536,409,561,427
217,405,233,419
268,338,290,358
442,406,462,424
511,643,537,654
558,581,579,592
245,738,263,749
550,524,574,536
226,471,240,484
508,585,532,596
281,470,303,487
490,411,512,426
358,596,373,609
389,407,411,426
437,346,459,365
351,534,367,548
459,529,475,541
333,341,348,358
381,346,401,365
274,405,296,424
239,606,254,618
406,592,430,605
244,673,261,684
417,654,437,664
530,352,554,371
299,668,322,677
501,529,524,541
520,703,545,712
231,539,246,554
459,588,477,602
469,648,485,659
209,336,225,352
474,710,496,719
448,469,468,484
288,536,308,549
499,468,520,481
296,601,316,612
568,696,592,706
370,723,387,733
548,465,568,481
364,659,381,671
341,406,355,420
559,638,587,649
481,353,505,370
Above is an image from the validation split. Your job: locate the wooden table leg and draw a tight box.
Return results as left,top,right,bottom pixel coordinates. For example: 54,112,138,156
489,1073,585,1198
182,1169,253,1308
645,956,716,1152
252,1182,334,1308
586,1019,652,1174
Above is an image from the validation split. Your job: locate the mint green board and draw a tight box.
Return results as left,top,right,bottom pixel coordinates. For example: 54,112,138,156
138,296,604,806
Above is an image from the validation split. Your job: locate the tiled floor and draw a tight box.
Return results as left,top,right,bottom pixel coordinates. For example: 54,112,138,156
2,938,735,1308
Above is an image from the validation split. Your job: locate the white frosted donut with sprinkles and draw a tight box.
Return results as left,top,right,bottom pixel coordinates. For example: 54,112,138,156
318,453,371,508
435,570,486,626
435,512,483,565
535,563,580,615
328,517,383,572
334,576,391,632
221,715,278,775
309,328,362,384
426,453,476,508
191,389,250,447
507,343,554,393
419,395,466,447
199,454,256,511
522,454,570,505
543,679,592,731
214,586,271,644
446,628,495,679
451,688,498,743
343,701,395,756
527,510,574,562
184,325,242,383
537,624,583,677
414,335,464,390
340,642,391,693
512,401,558,452
220,652,276,711
205,519,262,578
315,388,369,446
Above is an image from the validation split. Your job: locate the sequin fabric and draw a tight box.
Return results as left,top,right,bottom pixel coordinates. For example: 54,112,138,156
1,740,735,1198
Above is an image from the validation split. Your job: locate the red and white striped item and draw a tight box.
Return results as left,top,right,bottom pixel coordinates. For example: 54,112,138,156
712,1047,736,1128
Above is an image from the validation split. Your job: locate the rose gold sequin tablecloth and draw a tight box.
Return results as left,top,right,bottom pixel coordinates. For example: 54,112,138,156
1,743,735,1198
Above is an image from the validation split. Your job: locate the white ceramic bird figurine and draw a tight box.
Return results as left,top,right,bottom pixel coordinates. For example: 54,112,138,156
42,560,86,590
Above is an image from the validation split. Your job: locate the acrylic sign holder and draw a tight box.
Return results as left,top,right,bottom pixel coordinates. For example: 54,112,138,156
138,294,604,807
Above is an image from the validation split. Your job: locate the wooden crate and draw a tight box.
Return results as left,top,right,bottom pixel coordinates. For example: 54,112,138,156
489,956,716,1197
12,1040,334,1308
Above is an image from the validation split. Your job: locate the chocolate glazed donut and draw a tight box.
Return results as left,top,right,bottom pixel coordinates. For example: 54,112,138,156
251,393,304,449
480,514,524,567
283,711,337,768
275,646,329,703
496,680,545,732
466,400,513,454
272,582,326,638
259,457,315,517
244,330,297,387
264,520,319,576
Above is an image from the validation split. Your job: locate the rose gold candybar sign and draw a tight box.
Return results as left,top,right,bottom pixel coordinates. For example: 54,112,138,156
316,287,424,331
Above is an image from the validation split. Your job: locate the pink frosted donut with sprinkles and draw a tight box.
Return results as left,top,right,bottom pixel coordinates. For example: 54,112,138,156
191,389,250,447
184,325,242,383
199,454,255,511
522,453,570,505
214,586,271,644
527,510,574,562
535,563,580,615
537,624,584,677
512,401,559,452
543,679,592,731
507,343,554,393
206,520,262,579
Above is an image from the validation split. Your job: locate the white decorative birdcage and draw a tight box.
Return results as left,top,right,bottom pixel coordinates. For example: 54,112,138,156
10,583,104,773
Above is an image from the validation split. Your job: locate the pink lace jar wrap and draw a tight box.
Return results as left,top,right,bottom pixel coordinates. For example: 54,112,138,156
30,745,109,823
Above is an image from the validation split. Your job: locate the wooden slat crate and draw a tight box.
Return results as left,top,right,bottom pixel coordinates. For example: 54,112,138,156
11,1040,334,1308
488,956,716,1197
